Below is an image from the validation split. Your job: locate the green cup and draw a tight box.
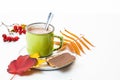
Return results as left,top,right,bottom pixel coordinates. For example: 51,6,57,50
26,22,63,57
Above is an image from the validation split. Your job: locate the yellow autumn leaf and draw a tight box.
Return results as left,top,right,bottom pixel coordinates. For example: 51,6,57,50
34,59,46,68
30,53,46,68
30,53,40,58
21,24,26,29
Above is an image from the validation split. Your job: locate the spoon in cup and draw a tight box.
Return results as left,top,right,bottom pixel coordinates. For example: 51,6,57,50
45,12,54,31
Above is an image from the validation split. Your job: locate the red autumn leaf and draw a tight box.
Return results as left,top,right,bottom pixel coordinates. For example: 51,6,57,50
7,55,37,75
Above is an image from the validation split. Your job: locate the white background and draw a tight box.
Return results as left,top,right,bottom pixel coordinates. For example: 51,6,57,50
0,0,120,80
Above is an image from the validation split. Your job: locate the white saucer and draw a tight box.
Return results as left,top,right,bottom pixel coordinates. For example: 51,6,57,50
18,46,75,71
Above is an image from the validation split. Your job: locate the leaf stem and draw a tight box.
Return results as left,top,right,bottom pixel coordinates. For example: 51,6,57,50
10,74,16,80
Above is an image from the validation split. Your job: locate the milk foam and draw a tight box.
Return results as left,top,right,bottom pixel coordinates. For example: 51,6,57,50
28,27,52,34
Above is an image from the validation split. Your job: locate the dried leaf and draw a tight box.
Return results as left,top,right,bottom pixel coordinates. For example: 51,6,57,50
71,41,81,55
63,30,85,53
67,43,75,53
59,29,94,55
7,55,37,75
65,29,79,39
30,53,40,58
64,29,91,50
75,41,85,53
60,30,75,40
54,41,61,45
58,44,67,51
54,41,67,45
64,39,81,55
81,35,95,47
33,59,46,68
30,53,46,68
79,39,90,50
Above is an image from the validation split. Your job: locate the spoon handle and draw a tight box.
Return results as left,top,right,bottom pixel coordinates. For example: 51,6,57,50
45,12,53,30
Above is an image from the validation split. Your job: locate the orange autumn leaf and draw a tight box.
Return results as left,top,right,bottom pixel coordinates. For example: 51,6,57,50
58,44,67,51
75,41,85,53
64,29,90,50
60,30,75,40
81,35,95,47
59,29,94,55
79,39,90,50
54,41,67,45
65,29,94,49
67,43,75,53
64,29,79,39
64,39,81,55
71,41,81,55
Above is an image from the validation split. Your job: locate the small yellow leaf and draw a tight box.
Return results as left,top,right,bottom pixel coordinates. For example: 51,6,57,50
30,53,40,58
21,24,26,29
34,59,46,68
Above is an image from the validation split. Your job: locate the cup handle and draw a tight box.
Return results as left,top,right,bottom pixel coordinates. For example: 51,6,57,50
53,35,63,51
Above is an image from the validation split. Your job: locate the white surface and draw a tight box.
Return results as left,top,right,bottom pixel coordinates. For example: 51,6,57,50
0,0,120,80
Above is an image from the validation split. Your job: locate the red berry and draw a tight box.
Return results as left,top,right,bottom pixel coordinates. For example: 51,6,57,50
12,38,16,41
11,37,14,41
2,34,7,38
14,25,18,30
3,38,7,42
9,37,12,42
22,29,26,34
13,36,19,41
14,25,18,32
2,33,20,42
6,36,11,42
18,26,22,31
19,31,22,35
15,29,18,32
2,34,8,42
5,37,8,41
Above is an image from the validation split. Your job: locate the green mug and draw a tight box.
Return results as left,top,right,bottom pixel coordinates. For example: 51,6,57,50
26,22,63,57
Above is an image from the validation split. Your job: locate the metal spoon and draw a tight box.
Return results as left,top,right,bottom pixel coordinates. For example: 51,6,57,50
45,12,54,30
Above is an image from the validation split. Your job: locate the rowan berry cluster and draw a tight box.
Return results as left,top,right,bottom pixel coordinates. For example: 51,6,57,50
1,24,26,42
13,25,26,35
2,34,19,42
